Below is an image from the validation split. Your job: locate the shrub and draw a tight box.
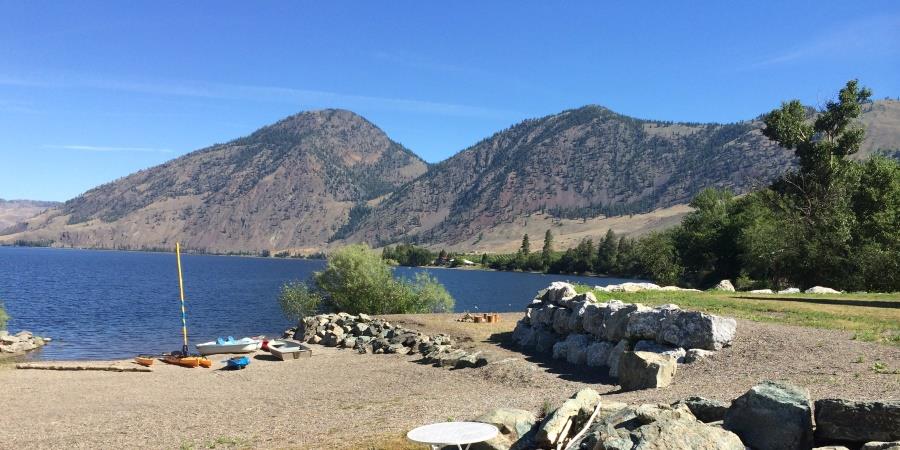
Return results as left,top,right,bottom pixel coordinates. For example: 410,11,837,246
0,300,7,330
286,244,455,315
278,281,323,322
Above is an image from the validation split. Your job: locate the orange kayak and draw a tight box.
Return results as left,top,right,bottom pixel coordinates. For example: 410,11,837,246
134,356,155,367
162,355,206,368
198,357,212,368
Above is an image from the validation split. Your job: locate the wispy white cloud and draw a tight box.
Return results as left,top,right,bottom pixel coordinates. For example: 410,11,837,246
0,99,41,114
0,73,519,120
750,14,900,68
43,144,173,153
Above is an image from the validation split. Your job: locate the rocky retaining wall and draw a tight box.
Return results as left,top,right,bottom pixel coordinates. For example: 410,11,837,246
286,312,496,369
511,282,736,387
469,381,899,450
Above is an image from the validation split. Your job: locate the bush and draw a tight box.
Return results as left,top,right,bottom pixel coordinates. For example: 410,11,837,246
286,244,455,315
278,281,323,322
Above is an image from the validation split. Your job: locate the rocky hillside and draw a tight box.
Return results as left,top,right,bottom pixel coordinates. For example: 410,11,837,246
0,199,59,231
1,110,427,252
4,101,899,253
343,100,900,248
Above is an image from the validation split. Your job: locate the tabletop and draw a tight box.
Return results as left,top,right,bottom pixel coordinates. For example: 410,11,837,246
406,422,499,445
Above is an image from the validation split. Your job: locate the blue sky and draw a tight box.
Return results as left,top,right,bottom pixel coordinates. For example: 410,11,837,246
1,1,899,201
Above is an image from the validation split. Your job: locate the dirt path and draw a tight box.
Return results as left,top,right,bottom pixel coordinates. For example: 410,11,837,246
1,314,897,449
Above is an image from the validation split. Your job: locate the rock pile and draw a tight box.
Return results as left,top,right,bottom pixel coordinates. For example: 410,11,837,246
511,282,736,389
469,381,900,450
593,282,701,293
285,313,494,370
0,330,49,356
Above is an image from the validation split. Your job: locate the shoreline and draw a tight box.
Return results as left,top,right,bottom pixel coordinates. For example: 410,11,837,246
0,314,897,449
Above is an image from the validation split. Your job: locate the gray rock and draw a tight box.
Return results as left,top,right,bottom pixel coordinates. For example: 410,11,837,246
586,341,614,367
814,399,900,443
564,334,590,365
603,301,638,341
625,304,680,341
340,336,357,349
357,313,372,322
542,281,577,305
750,289,775,294
385,343,410,355
633,339,686,363
565,300,589,333
293,316,319,341
511,320,535,348
351,322,369,336
581,302,606,337
684,348,716,363
861,442,900,450
618,351,677,391
473,408,538,450
673,396,730,423
437,349,468,367
536,388,600,448
573,403,744,450
551,308,571,334
805,286,841,294
778,287,801,294
552,340,568,361
711,279,736,292
533,327,559,354
606,340,631,378
723,380,814,450
455,352,482,369
658,311,737,350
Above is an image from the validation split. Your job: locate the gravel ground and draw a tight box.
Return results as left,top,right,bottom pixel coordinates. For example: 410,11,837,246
0,313,897,449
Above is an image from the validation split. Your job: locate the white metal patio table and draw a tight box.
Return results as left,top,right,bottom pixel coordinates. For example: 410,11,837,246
406,421,499,450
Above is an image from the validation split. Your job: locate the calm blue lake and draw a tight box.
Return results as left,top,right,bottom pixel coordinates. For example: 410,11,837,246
0,247,639,360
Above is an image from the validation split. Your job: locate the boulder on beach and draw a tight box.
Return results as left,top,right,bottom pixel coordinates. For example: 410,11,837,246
814,398,900,444
672,396,730,423
535,388,600,448
724,380,814,450
618,351,677,391
572,403,744,450
474,408,537,450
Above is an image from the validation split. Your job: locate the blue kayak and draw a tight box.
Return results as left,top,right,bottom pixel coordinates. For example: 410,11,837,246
226,356,250,370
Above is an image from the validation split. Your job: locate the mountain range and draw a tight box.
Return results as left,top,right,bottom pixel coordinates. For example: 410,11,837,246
3,100,899,253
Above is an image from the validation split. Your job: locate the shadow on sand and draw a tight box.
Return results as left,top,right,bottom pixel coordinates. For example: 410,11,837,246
486,331,621,388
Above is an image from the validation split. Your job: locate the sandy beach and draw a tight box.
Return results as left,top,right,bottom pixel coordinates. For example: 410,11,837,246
1,313,898,449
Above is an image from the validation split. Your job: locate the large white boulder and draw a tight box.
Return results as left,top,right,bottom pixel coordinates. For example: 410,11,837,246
805,286,841,294
710,279,736,292
658,311,737,350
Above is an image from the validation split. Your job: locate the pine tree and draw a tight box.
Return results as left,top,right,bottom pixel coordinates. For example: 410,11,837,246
596,229,618,274
541,229,554,269
520,233,531,255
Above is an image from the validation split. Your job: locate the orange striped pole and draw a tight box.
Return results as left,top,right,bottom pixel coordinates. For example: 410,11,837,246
176,242,189,356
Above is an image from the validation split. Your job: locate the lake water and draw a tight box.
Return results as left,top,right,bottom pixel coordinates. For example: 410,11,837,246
0,247,639,360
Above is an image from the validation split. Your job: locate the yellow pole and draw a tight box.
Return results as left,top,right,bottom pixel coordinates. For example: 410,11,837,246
176,242,189,355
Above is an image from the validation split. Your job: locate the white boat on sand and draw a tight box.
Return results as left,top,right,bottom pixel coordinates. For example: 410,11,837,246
196,337,261,355
268,340,312,361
